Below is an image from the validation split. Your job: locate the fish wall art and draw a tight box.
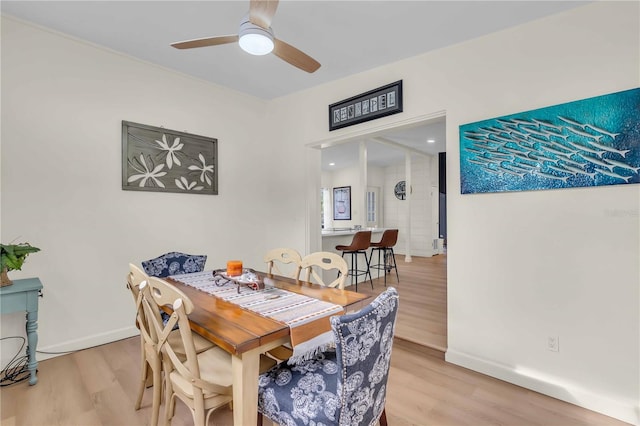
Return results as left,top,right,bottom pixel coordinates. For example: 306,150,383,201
459,88,639,194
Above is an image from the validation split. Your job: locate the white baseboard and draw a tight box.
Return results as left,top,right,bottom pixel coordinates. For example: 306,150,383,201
445,348,639,426
37,326,139,361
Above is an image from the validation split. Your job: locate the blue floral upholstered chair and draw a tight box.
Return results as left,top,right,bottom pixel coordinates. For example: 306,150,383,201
257,287,399,426
142,252,207,327
142,252,207,278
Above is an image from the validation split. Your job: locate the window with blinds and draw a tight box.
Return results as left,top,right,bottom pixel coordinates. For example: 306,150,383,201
366,186,379,226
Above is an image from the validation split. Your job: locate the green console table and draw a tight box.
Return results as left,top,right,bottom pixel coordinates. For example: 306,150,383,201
0,277,43,385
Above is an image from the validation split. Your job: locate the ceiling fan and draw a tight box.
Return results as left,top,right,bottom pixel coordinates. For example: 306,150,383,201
171,0,320,73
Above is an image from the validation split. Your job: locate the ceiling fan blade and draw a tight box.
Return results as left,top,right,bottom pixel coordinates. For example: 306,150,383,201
273,38,321,73
171,35,239,50
249,0,279,29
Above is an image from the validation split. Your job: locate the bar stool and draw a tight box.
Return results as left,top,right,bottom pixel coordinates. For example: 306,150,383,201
368,229,399,286
335,230,373,291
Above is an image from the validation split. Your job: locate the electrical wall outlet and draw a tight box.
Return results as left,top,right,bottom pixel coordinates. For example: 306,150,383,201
547,336,560,352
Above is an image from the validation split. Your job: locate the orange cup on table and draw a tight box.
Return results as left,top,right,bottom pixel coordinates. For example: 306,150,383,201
227,260,243,277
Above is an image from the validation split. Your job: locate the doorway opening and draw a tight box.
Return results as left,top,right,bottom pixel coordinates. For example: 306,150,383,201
309,111,448,352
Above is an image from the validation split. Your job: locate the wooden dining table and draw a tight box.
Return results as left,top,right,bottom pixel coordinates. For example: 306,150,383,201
167,271,369,426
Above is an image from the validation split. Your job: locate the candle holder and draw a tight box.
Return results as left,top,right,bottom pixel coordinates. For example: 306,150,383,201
212,268,265,292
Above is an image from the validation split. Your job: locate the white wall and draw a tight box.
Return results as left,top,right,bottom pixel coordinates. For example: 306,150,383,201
383,156,436,257
2,2,638,424
321,166,361,228
0,17,289,361
265,3,640,423
321,164,385,229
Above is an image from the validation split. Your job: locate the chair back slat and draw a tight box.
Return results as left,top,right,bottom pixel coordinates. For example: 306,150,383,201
300,251,348,289
127,263,149,300
264,248,302,278
145,276,195,312
136,283,160,350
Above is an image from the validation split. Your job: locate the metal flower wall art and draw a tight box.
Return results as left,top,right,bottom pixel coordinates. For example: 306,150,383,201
122,121,218,195
459,88,639,194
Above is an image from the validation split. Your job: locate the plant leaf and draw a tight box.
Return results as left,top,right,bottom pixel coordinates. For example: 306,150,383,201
1,243,40,271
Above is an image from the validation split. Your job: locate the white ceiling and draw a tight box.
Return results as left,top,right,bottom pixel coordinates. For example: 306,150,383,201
1,0,587,167
2,1,586,100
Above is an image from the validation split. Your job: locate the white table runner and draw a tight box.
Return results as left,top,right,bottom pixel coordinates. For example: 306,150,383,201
170,270,343,362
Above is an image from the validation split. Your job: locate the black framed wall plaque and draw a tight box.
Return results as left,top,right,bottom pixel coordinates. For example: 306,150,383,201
329,80,403,131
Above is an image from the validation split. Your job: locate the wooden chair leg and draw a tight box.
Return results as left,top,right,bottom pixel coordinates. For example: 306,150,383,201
150,366,162,426
379,408,388,426
135,360,146,410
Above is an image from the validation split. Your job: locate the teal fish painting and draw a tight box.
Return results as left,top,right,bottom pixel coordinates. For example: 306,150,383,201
459,88,639,194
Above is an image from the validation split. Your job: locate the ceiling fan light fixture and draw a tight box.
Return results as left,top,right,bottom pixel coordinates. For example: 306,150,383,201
171,3,320,73
238,18,274,55
239,33,274,55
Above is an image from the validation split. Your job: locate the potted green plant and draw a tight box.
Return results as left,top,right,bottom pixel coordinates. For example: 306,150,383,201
1,242,40,286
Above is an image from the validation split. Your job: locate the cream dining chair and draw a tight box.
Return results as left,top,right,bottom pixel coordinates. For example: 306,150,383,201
126,264,214,426
141,276,276,426
140,278,232,426
299,251,349,290
263,247,302,278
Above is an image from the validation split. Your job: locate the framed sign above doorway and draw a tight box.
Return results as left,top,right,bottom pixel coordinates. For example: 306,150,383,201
329,81,403,131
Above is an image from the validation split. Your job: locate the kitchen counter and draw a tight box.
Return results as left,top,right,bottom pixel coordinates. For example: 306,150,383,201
321,227,388,237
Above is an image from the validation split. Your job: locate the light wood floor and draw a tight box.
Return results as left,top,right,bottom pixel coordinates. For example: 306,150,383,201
356,253,448,351
0,255,628,425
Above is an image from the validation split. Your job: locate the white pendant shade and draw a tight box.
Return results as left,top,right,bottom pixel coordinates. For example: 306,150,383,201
238,17,274,55
239,32,274,55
